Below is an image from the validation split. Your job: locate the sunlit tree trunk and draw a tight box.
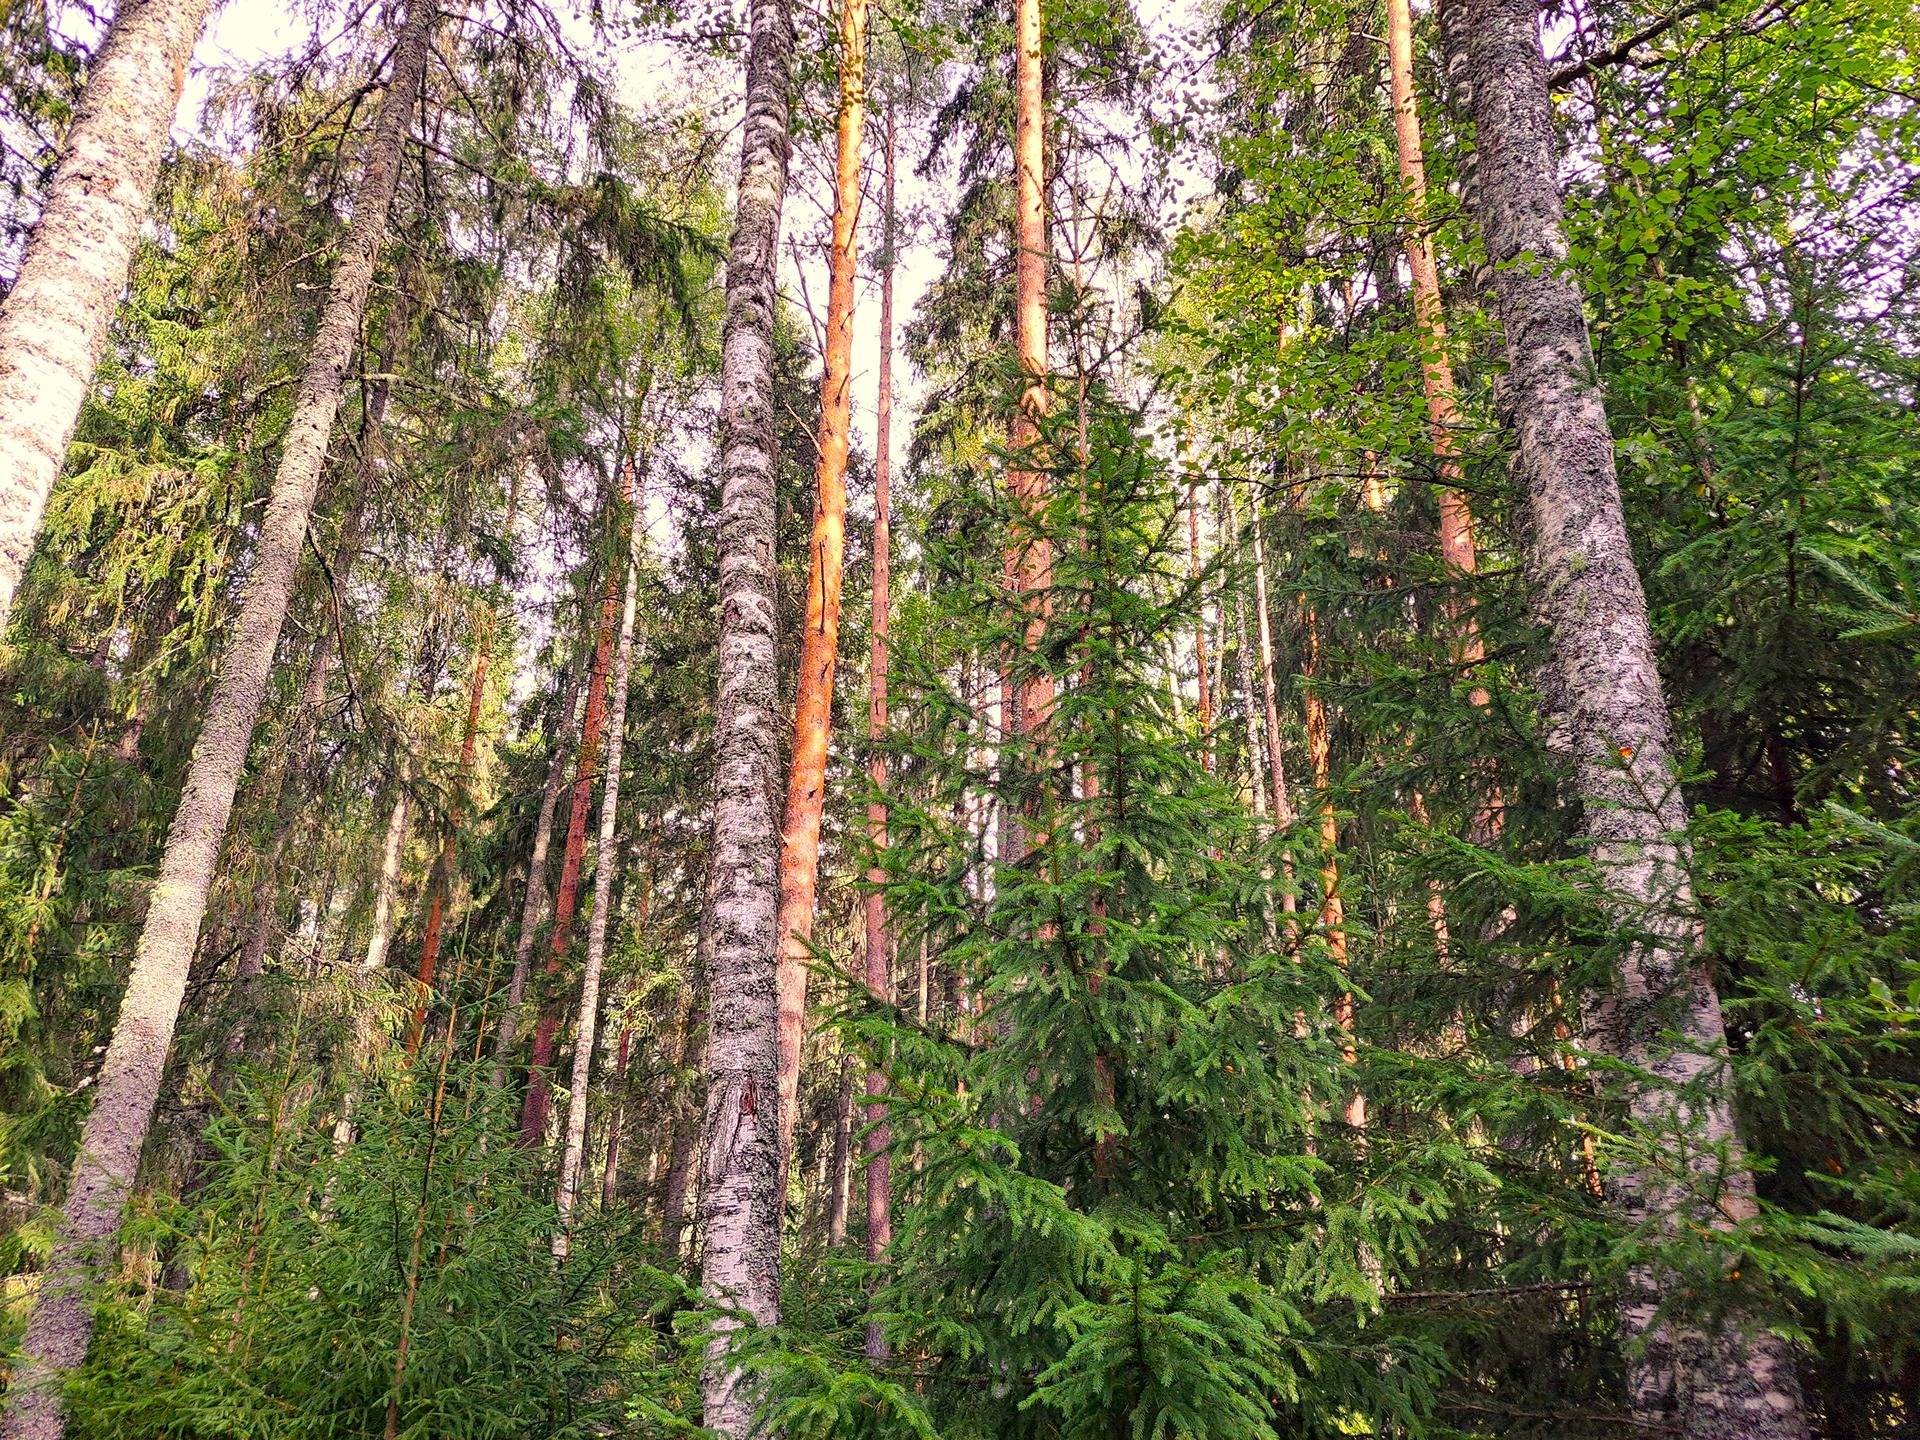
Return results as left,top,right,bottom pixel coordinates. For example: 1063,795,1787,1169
0,0,216,628
1188,478,1213,771
522,463,631,1144
698,0,795,1422
773,0,870,1193
554,492,645,1251
1444,0,1810,1432
1008,0,1052,791
861,103,897,1363
1247,503,1297,920
0,7,436,1433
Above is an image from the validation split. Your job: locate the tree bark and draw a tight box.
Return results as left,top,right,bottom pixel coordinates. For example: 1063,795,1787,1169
1008,0,1052,806
698,0,794,1424
406,619,491,1055
0,0,216,628
0,6,435,1434
773,0,870,1188
491,665,583,1092
600,1022,632,1211
363,780,412,975
824,1056,853,1246
1247,504,1298,923
1443,1,1810,1433
522,462,632,1144
554,490,645,1251
862,105,896,1364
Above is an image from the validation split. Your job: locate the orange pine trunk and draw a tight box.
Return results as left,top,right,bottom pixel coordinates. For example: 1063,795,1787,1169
774,0,870,1179
520,460,632,1145
404,630,490,1056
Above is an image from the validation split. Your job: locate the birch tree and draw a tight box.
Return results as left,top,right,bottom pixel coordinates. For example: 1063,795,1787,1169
0,4,438,1434
0,0,215,628
1444,0,1811,1432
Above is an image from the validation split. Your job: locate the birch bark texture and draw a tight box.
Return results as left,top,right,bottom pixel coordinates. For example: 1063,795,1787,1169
698,0,794,1425
554,485,645,1251
0,0,215,629
773,0,870,1182
1444,0,1809,1434
0,6,437,1436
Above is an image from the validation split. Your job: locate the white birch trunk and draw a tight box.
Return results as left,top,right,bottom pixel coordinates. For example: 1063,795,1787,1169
0,0,215,628
0,10,436,1434
553,491,644,1251
698,0,794,1423
1443,1,1810,1434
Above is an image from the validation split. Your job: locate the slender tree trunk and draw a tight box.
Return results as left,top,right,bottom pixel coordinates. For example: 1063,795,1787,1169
1444,1,1809,1433
861,105,896,1363
773,0,870,1197
698,0,794,1423
1300,601,1363,1129
1008,0,1052,799
554,493,645,1251
1247,504,1297,919
364,780,412,974
522,463,631,1144
0,0,216,628
1385,0,1502,848
0,7,435,1433
492,666,583,1092
407,619,491,1055
1188,479,1213,771
824,1056,853,1246
600,1022,632,1211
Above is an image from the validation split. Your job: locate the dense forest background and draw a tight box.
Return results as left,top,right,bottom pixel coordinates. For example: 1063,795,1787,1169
0,0,1916,1434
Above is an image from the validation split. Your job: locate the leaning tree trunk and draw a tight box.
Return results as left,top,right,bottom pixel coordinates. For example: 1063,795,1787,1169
554,490,645,1252
1443,0,1810,1434
698,0,795,1423
0,0,215,629
0,6,435,1435
861,103,897,1363
772,0,870,1192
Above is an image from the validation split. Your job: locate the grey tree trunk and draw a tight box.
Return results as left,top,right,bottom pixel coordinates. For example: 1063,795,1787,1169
697,0,794,1420
0,9,436,1435
553,494,644,1252
1443,1,1809,1435
491,665,584,1093
0,0,216,629
363,779,412,975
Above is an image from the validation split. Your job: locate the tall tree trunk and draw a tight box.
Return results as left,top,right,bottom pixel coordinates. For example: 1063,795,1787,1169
1385,0,1502,847
0,0,216,628
406,617,492,1055
1299,604,1363,1130
698,0,794,1424
772,0,870,1190
1008,0,1052,805
234,283,405,991
522,464,631,1144
1247,503,1298,919
1444,1,1810,1433
491,665,583,1092
364,780,413,974
824,1056,853,1246
0,6,435,1433
554,492,645,1251
861,105,896,1364
599,1022,632,1211
1188,478,1213,771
